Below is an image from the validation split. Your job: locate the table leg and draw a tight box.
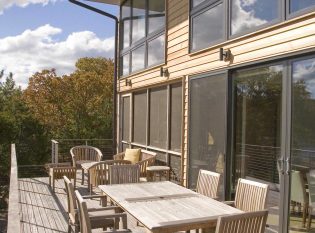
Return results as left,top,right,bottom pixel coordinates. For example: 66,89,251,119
81,168,84,185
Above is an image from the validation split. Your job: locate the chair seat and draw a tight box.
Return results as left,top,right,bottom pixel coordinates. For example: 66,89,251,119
76,160,94,168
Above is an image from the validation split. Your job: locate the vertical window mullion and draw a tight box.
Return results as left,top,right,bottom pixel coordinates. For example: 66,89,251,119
167,85,171,151
146,89,150,146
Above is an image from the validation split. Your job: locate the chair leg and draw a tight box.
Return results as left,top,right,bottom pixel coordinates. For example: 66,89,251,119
74,225,79,233
308,207,313,230
303,203,307,227
68,223,72,233
81,168,84,185
53,179,55,192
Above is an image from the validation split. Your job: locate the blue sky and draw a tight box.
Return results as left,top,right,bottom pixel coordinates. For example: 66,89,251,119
0,0,118,88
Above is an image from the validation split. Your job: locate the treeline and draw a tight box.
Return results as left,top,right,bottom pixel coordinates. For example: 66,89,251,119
0,57,114,209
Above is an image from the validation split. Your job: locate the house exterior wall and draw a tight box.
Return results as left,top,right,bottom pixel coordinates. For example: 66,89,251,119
116,0,315,186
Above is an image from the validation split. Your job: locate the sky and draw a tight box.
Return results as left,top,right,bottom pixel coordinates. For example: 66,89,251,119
0,0,119,88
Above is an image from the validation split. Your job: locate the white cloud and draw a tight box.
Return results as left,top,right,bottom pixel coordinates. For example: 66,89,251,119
0,24,115,88
0,0,58,14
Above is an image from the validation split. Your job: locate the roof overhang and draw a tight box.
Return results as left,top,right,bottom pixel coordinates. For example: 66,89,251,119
85,0,121,6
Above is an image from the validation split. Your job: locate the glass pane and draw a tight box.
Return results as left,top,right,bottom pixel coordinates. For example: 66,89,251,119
122,96,130,141
148,35,165,67
192,0,206,8
121,54,130,76
132,0,145,43
133,91,147,145
290,0,315,13
148,0,165,34
149,87,167,149
121,0,131,48
189,74,226,199
191,3,224,51
290,57,315,233
122,143,129,152
169,154,181,183
231,0,279,36
170,83,182,152
232,64,283,232
131,45,145,73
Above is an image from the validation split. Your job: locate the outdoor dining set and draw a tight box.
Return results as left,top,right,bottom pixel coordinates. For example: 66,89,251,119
45,145,270,233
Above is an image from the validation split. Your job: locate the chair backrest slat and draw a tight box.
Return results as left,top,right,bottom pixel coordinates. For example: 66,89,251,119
235,179,269,212
196,170,221,199
215,210,268,233
63,176,77,223
71,145,103,166
109,164,140,185
75,190,92,233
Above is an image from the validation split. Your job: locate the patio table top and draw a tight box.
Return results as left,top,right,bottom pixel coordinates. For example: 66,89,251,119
99,181,243,233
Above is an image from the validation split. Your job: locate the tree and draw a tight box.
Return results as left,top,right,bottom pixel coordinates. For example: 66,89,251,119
24,57,114,139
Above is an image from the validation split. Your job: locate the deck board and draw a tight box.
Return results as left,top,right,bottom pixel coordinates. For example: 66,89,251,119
18,172,145,233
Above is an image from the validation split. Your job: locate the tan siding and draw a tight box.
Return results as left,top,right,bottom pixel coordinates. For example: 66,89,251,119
117,0,315,185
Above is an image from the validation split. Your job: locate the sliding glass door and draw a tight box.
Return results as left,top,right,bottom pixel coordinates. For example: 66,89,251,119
189,72,227,197
231,64,284,232
289,56,315,233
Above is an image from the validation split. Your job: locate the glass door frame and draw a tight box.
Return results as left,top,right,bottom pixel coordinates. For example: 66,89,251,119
119,93,133,151
227,61,290,233
187,70,229,198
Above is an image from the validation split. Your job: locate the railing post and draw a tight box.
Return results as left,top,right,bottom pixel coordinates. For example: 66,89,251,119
51,140,59,163
7,144,21,233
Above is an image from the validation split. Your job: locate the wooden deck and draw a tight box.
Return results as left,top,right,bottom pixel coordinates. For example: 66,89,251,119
18,172,145,233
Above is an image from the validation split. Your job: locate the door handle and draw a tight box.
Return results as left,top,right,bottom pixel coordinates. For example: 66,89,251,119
285,158,290,175
277,158,284,175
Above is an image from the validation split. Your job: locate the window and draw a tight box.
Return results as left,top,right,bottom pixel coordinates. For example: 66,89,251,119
191,2,224,51
120,82,183,182
150,87,168,148
120,0,166,77
230,0,280,36
133,91,147,145
289,0,315,14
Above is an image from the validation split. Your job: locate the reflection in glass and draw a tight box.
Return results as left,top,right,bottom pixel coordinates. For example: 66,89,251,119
192,0,206,8
148,1,165,34
148,35,165,67
170,84,182,153
290,0,315,13
150,87,167,149
232,65,282,232
233,65,282,184
290,57,315,232
121,0,131,48
189,74,226,199
131,45,145,72
122,97,130,141
133,91,147,145
231,0,279,36
122,54,130,76
132,0,145,43
192,3,224,51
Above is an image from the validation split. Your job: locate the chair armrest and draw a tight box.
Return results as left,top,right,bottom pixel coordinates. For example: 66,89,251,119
113,152,125,160
223,201,235,207
88,206,122,212
82,194,106,199
89,212,127,221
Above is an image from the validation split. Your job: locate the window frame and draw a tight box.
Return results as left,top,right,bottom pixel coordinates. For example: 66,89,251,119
286,0,315,20
119,81,184,180
189,0,315,53
119,0,167,78
189,0,227,53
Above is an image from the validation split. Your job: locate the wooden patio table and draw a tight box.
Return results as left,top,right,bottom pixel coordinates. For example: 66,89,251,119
99,181,242,233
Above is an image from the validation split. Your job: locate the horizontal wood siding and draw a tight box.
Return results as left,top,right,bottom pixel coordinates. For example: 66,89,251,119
117,0,315,185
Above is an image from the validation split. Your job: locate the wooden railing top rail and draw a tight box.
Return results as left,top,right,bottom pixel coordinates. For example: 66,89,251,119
7,144,21,233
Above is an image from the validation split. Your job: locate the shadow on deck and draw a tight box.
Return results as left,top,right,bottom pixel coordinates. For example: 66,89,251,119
18,173,144,233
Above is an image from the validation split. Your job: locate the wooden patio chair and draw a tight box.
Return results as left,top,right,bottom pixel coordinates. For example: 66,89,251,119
109,164,140,185
196,169,221,199
64,176,125,233
307,171,315,230
89,160,132,194
75,190,131,233
113,149,156,178
47,164,76,191
290,170,308,227
70,145,103,184
215,210,268,233
225,178,269,212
